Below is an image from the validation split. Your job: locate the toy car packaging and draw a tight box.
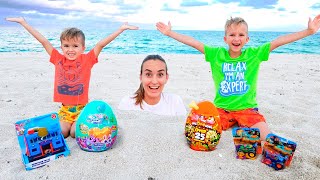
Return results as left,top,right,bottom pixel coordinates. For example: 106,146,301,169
185,101,222,151
15,113,70,170
261,133,297,170
232,127,262,160
75,100,118,152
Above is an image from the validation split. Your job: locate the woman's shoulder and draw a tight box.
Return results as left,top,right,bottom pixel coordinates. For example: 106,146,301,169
161,92,187,115
161,93,185,106
162,92,183,100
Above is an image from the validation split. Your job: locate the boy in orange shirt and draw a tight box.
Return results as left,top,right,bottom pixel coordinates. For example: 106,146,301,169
6,17,138,138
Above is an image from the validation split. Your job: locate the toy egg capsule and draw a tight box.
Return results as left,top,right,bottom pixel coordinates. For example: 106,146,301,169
185,101,222,151
75,100,118,152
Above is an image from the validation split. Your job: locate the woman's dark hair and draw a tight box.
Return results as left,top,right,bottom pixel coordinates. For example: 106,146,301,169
133,55,168,109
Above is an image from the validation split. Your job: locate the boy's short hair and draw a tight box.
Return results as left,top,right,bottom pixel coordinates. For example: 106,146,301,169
60,27,85,46
225,17,248,33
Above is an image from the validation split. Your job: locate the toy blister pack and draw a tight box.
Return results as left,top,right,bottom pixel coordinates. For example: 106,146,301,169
15,113,70,170
261,133,297,170
232,127,262,160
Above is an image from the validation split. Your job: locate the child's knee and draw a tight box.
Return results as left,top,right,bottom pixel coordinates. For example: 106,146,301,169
60,121,71,138
251,122,271,140
70,123,76,138
61,128,69,138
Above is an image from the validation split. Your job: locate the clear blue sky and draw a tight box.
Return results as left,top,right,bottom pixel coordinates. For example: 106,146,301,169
1,0,320,31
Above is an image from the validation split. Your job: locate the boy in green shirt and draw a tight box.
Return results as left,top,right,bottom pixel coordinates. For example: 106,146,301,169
156,15,320,140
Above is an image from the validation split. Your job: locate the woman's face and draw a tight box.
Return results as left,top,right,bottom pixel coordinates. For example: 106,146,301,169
140,59,168,105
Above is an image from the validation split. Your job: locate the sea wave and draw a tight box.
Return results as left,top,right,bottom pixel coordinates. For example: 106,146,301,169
1,28,319,54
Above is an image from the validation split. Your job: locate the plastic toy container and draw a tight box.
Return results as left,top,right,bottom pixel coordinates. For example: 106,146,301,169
75,100,118,152
185,101,222,151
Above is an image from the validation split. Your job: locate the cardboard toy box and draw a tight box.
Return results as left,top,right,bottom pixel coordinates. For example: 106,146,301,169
232,127,262,160
261,133,297,170
15,113,70,170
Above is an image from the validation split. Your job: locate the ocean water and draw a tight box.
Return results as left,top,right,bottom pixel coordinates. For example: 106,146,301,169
0,27,319,54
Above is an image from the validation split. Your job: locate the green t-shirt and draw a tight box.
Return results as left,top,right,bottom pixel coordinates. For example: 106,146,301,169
204,43,271,111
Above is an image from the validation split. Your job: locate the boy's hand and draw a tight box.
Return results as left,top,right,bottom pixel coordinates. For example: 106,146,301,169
156,21,172,36
5,17,26,24
307,14,320,34
120,22,139,31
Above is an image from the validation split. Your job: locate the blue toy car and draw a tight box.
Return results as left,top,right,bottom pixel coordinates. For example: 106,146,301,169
261,133,297,170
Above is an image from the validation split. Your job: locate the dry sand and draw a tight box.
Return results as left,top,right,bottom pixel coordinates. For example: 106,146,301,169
0,53,319,179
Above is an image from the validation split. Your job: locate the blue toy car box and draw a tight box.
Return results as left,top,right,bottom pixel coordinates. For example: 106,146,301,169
261,133,297,170
15,113,70,170
232,127,262,160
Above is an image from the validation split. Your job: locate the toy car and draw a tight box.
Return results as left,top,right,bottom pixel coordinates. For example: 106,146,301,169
236,144,257,159
261,147,287,170
232,127,261,160
261,133,297,170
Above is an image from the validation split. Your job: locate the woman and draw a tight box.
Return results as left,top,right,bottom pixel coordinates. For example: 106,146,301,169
118,55,186,116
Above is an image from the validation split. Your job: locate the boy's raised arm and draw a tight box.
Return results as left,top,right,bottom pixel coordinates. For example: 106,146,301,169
93,22,138,57
270,14,320,52
156,21,205,54
5,17,54,55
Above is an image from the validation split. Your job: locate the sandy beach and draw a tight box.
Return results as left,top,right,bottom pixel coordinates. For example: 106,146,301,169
0,53,319,179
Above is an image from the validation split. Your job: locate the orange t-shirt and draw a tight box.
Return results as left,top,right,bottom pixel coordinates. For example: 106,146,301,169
50,49,98,105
